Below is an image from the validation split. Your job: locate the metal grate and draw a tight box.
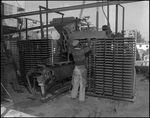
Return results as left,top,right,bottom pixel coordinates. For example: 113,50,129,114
79,37,136,101
17,39,53,85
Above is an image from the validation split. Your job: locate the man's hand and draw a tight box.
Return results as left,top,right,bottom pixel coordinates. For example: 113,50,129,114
87,38,92,48
17,70,21,76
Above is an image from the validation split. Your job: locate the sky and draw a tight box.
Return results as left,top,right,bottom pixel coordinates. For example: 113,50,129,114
2,1,149,41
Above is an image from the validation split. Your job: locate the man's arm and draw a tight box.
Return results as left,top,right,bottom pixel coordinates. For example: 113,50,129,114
67,40,73,54
83,38,91,53
12,55,20,70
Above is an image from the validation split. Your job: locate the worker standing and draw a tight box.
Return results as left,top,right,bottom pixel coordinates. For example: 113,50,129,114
3,49,24,93
69,38,91,102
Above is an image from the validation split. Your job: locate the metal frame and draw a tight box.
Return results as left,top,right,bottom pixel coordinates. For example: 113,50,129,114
107,0,109,27
39,7,44,39
26,18,28,39
46,0,48,39
86,92,136,102
39,5,64,63
96,0,99,31
119,4,125,37
115,4,125,37
3,18,78,35
2,1,138,19
115,4,118,35
39,5,64,39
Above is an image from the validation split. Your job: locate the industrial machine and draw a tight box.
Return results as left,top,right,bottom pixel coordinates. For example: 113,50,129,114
26,61,74,102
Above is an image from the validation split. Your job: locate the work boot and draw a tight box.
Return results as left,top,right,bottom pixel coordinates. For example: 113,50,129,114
78,100,86,103
71,97,77,100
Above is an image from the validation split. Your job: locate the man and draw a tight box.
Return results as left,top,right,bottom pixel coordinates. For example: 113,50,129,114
3,49,24,93
69,38,91,102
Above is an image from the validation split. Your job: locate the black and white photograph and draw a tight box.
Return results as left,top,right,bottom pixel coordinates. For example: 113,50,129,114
1,0,149,117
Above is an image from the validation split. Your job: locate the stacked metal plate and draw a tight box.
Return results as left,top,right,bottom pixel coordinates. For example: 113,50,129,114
95,37,135,101
79,37,136,101
17,39,53,84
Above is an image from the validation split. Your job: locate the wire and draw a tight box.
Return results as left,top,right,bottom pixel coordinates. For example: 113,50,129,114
101,0,111,29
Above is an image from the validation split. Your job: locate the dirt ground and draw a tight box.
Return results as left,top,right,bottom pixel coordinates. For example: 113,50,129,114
3,74,149,117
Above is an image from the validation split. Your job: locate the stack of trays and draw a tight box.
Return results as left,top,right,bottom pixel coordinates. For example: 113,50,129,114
79,37,136,101
17,39,53,84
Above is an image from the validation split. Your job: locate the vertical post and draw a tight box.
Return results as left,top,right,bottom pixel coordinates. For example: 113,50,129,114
60,14,64,62
25,19,27,39
115,4,118,35
19,20,22,40
39,7,44,39
107,0,109,27
122,6,125,37
76,17,78,31
46,0,48,39
1,3,4,51
61,14,64,33
96,0,99,31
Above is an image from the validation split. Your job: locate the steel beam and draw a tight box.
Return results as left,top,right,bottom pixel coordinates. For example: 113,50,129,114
118,4,125,37
39,7,44,39
96,0,99,31
26,18,28,40
107,0,109,27
39,6,64,15
46,0,48,39
3,18,78,35
115,4,118,35
2,1,139,19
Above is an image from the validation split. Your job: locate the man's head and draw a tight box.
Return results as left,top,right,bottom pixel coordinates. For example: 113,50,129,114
5,49,13,58
102,25,112,35
72,40,79,47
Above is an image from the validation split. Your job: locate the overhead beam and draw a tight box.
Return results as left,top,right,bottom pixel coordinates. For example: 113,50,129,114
2,1,139,19
39,6,64,15
3,19,77,35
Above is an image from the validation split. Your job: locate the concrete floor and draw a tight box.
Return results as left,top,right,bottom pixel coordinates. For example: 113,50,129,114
2,74,149,117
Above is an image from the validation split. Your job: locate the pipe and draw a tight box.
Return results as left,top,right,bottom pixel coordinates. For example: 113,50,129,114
39,6,64,15
39,7,44,39
2,1,138,19
25,17,41,23
115,4,118,35
3,19,77,35
1,5,3,42
46,0,48,39
107,0,109,27
118,4,125,37
75,17,78,31
59,14,64,62
122,7,125,37
61,14,64,34
96,0,99,31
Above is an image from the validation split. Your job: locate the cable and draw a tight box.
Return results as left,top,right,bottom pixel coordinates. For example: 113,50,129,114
101,0,111,29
